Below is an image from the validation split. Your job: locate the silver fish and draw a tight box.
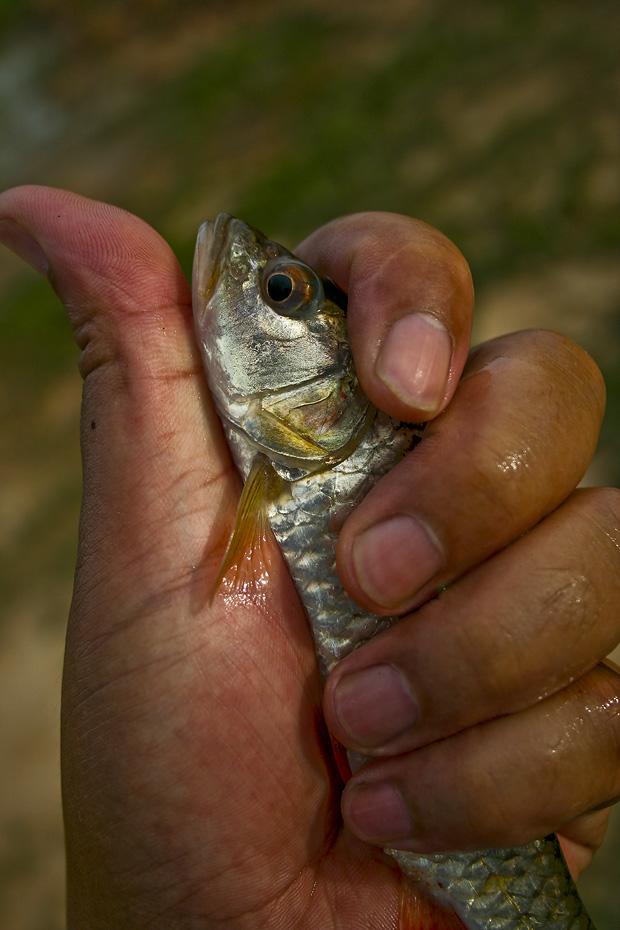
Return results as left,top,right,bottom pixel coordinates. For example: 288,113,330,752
192,214,595,930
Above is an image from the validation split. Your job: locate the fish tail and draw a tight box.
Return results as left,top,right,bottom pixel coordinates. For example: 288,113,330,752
398,878,467,930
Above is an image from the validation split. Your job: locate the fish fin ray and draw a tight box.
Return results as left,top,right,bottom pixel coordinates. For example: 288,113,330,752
210,454,283,600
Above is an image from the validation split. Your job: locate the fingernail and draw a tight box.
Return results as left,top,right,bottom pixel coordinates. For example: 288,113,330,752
376,312,451,413
333,664,418,748
353,514,443,608
0,218,49,276
345,781,412,843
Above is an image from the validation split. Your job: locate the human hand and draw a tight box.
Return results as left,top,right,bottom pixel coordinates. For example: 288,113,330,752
0,188,617,930
299,216,620,881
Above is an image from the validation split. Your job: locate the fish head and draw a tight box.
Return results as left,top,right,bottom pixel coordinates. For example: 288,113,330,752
193,215,372,473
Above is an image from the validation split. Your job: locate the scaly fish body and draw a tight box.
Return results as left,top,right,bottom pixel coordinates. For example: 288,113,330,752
192,214,595,930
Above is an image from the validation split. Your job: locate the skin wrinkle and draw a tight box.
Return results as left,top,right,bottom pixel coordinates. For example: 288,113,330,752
74,290,193,375
53,256,187,321
480,564,599,705
213,639,311,737
465,342,605,476
139,846,316,928
471,624,523,713
351,241,462,343
191,820,325,923
80,416,231,519
108,644,334,928
76,324,124,380
540,569,596,656
66,637,198,724
393,726,505,851
588,793,620,813
603,526,620,553
69,563,207,659
234,860,324,930
84,406,214,491
581,487,620,543
85,528,189,589
471,331,605,409
52,204,184,274
471,763,519,847
67,639,326,914
103,812,209,876
304,842,393,930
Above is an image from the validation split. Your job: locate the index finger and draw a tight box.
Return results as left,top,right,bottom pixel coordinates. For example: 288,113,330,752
296,212,474,421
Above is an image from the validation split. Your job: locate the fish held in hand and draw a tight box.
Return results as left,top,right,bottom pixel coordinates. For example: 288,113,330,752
192,214,595,929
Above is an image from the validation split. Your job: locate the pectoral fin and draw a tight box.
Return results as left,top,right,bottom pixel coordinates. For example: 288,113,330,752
210,454,283,599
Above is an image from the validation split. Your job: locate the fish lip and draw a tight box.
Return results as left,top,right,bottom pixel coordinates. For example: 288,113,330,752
192,213,234,325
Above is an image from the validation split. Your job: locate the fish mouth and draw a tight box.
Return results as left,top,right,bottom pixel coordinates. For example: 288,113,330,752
192,213,234,325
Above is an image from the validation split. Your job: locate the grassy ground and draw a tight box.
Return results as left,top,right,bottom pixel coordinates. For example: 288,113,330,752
1,2,619,927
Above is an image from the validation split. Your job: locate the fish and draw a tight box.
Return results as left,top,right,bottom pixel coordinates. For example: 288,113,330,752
192,213,596,930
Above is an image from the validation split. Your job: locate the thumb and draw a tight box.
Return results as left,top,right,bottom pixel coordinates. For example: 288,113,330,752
0,185,232,610
0,189,330,926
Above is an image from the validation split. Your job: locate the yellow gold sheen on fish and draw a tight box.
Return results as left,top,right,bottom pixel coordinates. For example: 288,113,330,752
192,214,596,930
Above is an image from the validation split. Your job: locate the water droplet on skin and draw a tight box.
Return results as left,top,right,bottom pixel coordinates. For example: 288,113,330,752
497,447,532,474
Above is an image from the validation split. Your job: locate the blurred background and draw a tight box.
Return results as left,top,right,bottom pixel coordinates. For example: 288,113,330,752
1,1,619,927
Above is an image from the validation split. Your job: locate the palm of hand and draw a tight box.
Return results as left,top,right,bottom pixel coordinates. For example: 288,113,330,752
63,468,398,928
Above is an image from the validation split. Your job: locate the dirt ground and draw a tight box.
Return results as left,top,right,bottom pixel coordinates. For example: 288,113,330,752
1,2,619,927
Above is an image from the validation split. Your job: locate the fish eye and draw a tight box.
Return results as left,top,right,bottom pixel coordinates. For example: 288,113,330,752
267,273,294,303
263,260,321,318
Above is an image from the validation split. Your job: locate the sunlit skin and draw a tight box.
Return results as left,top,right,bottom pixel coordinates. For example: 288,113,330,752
0,186,619,929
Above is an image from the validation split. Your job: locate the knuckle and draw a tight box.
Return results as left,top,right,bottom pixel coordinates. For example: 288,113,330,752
448,611,517,710
589,485,620,526
466,437,532,525
574,488,620,575
555,333,606,413
439,744,518,849
585,671,620,799
522,329,605,411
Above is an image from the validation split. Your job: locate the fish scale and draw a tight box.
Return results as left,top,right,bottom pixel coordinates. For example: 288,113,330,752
268,412,419,676
389,839,593,929
242,411,594,930
192,213,596,929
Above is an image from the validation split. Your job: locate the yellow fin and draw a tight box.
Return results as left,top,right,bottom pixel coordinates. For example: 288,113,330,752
210,455,283,600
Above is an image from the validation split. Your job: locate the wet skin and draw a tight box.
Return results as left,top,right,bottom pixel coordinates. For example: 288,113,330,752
0,186,619,929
